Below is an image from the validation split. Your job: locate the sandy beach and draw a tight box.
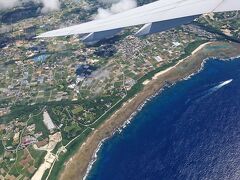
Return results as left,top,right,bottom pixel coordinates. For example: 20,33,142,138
58,41,240,180
191,42,212,55
153,42,212,80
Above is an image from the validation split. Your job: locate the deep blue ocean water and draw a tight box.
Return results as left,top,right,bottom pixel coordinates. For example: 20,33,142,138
88,58,240,180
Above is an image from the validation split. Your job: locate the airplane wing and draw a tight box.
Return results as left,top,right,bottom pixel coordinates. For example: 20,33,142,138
37,0,240,42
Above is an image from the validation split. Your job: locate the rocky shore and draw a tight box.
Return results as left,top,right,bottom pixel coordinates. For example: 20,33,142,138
59,41,240,180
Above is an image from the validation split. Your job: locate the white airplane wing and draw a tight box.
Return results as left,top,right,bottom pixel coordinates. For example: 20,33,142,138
37,0,240,42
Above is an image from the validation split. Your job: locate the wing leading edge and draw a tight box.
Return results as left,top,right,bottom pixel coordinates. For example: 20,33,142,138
37,0,240,41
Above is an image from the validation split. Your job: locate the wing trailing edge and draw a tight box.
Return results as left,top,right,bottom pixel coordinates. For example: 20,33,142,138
36,0,240,42
81,28,122,42
135,15,200,37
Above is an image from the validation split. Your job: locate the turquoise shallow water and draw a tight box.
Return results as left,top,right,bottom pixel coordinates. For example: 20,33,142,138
88,57,240,180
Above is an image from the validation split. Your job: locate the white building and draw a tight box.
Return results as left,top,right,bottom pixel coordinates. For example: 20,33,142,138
43,111,56,133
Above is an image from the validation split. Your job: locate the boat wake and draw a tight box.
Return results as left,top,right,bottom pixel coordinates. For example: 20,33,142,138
187,79,233,104
208,79,233,93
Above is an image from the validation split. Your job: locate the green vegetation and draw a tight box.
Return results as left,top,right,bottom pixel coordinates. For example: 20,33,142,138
8,150,32,178
52,142,62,154
28,146,47,167
183,40,208,56
47,128,92,180
29,114,50,139
1,104,44,123
64,122,84,138
0,140,4,156
42,169,50,180
193,21,240,43
71,106,84,115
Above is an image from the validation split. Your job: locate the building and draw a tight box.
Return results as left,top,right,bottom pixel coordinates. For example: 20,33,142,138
43,111,56,133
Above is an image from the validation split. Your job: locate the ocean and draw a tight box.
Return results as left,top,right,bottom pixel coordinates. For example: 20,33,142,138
87,57,240,180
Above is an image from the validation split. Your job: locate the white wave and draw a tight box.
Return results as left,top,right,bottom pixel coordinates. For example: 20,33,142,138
83,137,108,180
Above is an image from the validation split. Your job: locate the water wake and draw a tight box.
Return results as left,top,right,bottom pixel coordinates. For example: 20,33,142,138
207,79,232,94
187,79,233,104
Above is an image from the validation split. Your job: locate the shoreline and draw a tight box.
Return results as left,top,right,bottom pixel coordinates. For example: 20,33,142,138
59,41,240,180
152,42,212,80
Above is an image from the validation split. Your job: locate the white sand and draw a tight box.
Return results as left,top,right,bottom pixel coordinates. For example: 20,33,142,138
153,42,212,80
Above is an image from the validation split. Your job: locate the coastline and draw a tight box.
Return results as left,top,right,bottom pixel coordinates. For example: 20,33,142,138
59,41,240,180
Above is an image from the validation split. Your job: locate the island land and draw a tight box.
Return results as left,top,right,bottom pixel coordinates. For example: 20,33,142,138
59,41,240,180
1,2,240,179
